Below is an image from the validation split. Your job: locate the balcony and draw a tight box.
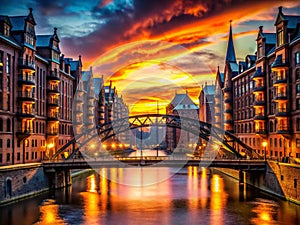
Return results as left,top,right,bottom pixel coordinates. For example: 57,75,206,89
252,83,265,92
251,67,264,79
277,125,290,134
47,85,60,95
275,108,288,117
255,128,266,134
253,99,265,106
47,112,60,121
254,113,266,120
47,72,60,82
274,93,287,101
271,55,288,70
19,58,35,70
16,108,35,118
17,91,35,102
47,98,60,107
18,74,35,86
47,129,59,136
273,76,287,86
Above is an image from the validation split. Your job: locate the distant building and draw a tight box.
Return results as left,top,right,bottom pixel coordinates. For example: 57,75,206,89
199,83,215,124
218,7,300,159
166,92,198,150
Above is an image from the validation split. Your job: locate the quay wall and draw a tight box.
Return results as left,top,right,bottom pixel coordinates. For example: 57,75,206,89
215,161,300,204
0,163,49,205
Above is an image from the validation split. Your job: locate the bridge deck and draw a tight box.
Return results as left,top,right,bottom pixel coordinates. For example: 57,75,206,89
43,158,266,171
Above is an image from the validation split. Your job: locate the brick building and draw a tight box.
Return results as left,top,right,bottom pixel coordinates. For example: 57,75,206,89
217,7,300,159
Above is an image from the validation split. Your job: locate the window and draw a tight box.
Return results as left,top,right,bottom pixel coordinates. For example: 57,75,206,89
277,28,284,46
296,69,300,81
296,52,300,65
297,84,300,95
26,152,29,160
4,23,10,36
270,138,272,147
6,118,10,132
275,138,277,147
6,153,10,162
297,99,300,110
0,153,2,163
0,139,2,148
31,140,34,147
0,118,2,131
297,139,300,148
17,152,20,161
297,118,300,131
7,139,10,148
5,54,10,74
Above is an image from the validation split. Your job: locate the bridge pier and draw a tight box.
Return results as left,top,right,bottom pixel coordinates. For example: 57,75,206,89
239,170,246,184
46,169,72,189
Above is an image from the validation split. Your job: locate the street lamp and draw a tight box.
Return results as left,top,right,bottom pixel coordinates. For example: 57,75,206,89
262,141,267,161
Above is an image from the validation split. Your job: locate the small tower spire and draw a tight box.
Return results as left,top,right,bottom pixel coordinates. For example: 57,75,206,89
225,20,236,63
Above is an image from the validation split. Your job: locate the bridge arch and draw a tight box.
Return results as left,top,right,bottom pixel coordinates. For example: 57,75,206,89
51,114,262,160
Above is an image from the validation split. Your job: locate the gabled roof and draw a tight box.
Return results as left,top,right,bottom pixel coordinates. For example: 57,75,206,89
264,33,276,44
36,35,52,47
169,93,198,110
9,16,26,31
275,6,300,29
202,85,215,96
93,77,104,95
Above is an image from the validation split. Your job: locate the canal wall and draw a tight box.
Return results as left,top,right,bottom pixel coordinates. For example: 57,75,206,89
0,164,93,205
0,163,49,205
215,161,300,205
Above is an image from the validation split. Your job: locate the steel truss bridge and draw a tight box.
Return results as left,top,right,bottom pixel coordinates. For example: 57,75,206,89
45,114,263,169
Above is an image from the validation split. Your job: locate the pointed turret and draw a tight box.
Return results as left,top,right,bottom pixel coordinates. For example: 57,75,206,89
225,20,236,63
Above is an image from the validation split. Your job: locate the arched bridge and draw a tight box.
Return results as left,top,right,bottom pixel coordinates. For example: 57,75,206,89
50,114,262,161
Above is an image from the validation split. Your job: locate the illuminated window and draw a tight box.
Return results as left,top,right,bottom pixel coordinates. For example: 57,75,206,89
296,52,300,65
297,139,300,148
277,28,284,46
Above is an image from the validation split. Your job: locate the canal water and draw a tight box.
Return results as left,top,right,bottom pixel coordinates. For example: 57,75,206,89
1,166,300,225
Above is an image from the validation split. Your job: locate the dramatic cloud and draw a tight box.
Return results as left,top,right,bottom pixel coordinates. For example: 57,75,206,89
2,0,300,114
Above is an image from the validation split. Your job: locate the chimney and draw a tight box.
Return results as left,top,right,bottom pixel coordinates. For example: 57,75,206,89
278,6,283,14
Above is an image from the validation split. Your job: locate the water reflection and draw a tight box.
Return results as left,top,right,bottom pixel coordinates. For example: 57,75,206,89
251,198,279,225
35,199,65,225
210,174,227,225
2,166,300,225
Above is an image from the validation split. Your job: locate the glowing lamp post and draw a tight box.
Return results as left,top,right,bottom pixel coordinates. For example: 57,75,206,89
262,141,267,161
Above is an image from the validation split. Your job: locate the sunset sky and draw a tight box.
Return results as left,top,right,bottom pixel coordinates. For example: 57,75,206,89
2,0,300,114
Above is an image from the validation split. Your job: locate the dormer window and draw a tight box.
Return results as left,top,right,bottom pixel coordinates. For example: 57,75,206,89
277,27,284,46
240,65,243,73
247,58,251,68
4,23,10,36
258,43,263,58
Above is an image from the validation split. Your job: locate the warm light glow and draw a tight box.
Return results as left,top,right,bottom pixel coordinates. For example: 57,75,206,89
90,143,95,149
112,143,116,148
47,143,54,148
262,141,267,147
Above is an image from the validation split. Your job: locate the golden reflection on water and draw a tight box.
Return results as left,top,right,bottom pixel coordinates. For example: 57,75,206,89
251,199,278,225
35,200,65,225
210,174,227,225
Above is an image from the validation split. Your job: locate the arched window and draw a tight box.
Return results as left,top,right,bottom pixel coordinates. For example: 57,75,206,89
7,139,10,148
241,124,244,133
245,124,248,133
249,123,252,133
36,121,38,133
6,118,10,132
